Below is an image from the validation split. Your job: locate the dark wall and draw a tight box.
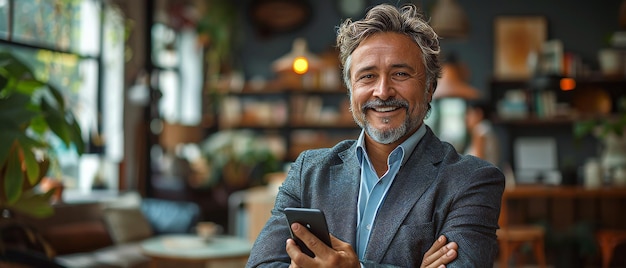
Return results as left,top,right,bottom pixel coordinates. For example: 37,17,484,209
446,0,623,96
235,0,623,99
234,0,344,80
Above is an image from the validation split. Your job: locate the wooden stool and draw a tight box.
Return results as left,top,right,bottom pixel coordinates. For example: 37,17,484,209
497,225,547,268
596,229,626,268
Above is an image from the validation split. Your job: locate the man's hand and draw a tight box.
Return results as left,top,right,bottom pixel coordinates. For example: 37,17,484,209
285,223,457,268
286,223,360,268
421,235,458,268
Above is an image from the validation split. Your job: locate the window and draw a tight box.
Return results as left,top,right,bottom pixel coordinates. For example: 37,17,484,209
151,19,203,125
0,0,125,197
426,98,467,151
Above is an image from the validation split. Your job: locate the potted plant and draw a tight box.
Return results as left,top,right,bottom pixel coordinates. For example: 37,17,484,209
574,98,626,185
0,51,84,219
198,130,281,190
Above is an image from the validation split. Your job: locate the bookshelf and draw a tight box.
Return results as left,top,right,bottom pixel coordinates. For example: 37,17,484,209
217,81,360,162
488,76,626,179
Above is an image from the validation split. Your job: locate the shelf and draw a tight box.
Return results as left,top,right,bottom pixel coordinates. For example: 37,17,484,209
216,81,359,162
490,76,626,91
231,81,348,95
290,118,357,129
492,116,576,126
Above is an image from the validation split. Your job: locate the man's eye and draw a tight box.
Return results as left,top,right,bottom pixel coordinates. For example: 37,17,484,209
393,72,411,80
359,74,374,80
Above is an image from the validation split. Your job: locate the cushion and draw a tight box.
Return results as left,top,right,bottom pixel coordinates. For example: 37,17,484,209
140,198,200,234
103,207,153,244
105,191,142,209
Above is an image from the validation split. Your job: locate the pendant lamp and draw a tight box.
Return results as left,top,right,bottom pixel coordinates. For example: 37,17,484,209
433,56,478,100
430,0,469,39
272,38,320,75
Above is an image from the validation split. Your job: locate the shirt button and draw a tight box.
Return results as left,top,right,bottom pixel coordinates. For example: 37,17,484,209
366,224,371,230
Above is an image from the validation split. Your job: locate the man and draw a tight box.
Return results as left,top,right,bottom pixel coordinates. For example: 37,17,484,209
246,3,504,267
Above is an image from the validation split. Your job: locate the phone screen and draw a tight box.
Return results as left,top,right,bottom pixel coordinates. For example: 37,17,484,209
284,207,331,257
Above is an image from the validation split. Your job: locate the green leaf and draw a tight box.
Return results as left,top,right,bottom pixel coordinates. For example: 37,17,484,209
47,83,66,111
22,146,40,186
1,53,34,81
4,148,24,204
29,115,48,135
14,78,46,95
0,94,38,128
69,118,84,155
16,135,46,151
0,75,8,92
9,189,54,218
573,120,596,139
0,135,16,166
41,98,71,145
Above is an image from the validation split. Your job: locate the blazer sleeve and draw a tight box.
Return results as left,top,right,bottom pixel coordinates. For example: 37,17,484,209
245,150,309,268
443,163,505,268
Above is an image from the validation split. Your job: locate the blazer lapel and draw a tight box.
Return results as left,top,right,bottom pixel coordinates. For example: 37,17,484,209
364,128,444,262
326,144,360,246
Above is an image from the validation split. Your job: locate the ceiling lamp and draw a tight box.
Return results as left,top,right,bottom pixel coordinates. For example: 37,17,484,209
433,60,479,100
272,38,320,75
430,0,469,39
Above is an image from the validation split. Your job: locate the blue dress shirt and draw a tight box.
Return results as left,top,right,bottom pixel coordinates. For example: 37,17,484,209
355,124,426,259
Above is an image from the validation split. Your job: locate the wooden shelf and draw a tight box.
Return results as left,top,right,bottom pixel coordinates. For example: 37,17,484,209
216,81,359,162
503,184,626,198
492,116,576,126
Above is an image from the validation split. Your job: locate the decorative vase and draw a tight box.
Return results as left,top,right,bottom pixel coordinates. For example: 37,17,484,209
584,158,603,189
600,132,626,185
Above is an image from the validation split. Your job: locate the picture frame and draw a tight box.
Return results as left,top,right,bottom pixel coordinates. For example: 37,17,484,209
494,16,547,80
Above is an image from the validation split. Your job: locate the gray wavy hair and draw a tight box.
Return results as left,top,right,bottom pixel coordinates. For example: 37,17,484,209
335,3,441,96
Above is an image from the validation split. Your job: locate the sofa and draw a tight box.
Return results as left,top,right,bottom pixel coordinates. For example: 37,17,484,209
4,191,201,268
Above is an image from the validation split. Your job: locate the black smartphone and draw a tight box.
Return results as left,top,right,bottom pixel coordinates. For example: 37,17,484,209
284,207,332,258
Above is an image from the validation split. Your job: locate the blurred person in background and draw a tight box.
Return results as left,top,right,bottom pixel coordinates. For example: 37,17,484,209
464,100,500,166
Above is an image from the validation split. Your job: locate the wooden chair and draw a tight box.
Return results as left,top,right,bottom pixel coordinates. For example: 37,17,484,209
497,190,547,268
496,225,547,268
596,229,626,268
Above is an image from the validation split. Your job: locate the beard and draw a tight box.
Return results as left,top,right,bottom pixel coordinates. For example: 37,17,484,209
351,98,423,144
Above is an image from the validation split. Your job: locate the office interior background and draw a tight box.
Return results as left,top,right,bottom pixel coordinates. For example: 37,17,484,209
1,0,626,267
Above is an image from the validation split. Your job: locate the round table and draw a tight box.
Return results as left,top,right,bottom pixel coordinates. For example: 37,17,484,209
141,234,252,268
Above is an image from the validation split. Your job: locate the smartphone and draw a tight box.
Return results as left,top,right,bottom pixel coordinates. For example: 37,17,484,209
284,207,332,257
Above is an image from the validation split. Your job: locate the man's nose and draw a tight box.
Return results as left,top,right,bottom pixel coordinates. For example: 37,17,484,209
373,77,395,100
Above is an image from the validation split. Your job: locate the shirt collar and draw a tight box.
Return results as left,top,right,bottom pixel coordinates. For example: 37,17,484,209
355,123,427,166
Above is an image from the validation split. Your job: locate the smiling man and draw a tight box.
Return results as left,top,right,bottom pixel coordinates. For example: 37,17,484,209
246,4,505,268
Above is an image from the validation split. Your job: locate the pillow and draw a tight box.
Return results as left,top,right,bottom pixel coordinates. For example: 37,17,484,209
141,198,200,234
103,207,153,244
105,191,142,209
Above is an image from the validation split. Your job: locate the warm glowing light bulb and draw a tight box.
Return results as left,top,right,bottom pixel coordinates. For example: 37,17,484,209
293,56,309,74
560,78,576,91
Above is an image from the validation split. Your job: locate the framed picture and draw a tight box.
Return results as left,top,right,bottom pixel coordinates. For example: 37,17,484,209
494,16,547,80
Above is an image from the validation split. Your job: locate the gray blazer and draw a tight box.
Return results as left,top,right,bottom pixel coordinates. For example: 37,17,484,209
246,126,505,267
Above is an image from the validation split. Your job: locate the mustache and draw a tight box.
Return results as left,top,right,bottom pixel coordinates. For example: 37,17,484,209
361,98,409,113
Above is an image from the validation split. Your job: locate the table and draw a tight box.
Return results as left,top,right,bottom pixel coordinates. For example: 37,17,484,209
499,185,626,266
141,234,253,268
500,185,626,229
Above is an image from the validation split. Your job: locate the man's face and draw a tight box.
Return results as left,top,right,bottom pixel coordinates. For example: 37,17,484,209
349,32,431,144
